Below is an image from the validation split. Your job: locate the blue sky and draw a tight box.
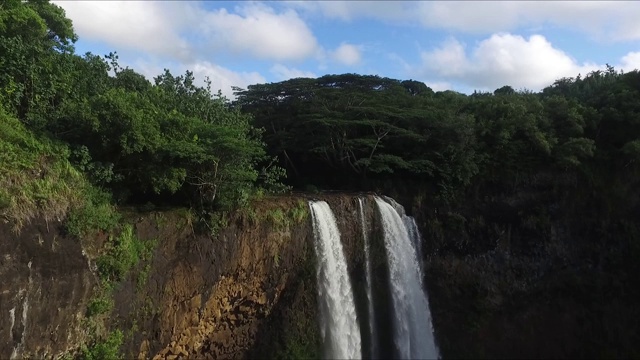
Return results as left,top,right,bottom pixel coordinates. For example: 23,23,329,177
52,1,640,97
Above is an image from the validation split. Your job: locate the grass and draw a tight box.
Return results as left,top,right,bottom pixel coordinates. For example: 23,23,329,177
97,224,156,283
86,282,115,317
267,208,289,228
0,110,86,231
205,210,229,237
85,223,156,322
290,199,309,224
0,108,137,359
80,329,123,360
241,199,309,230
0,106,121,237
65,186,120,238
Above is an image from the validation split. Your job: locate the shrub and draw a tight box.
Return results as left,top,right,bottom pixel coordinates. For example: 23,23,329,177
81,329,123,360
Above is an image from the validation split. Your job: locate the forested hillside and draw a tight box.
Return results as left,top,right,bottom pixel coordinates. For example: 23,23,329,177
234,70,640,357
1,0,286,225
234,69,640,262
234,71,640,203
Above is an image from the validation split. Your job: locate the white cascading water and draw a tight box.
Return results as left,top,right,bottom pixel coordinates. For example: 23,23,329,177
309,201,362,359
383,197,426,284
404,216,425,279
358,198,378,359
374,197,439,360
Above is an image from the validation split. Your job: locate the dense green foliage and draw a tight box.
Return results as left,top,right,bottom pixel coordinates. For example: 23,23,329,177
236,70,640,357
0,0,285,218
233,72,638,201
0,107,86,230
234,70,639,235
0,2,283,358
80,329,124,360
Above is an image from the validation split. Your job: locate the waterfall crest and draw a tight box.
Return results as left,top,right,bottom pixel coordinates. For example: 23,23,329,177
309,201,362,359
374,197,439,360
358,198,378,359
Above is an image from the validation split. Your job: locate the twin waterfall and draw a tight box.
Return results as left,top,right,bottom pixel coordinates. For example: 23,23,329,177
309,202,362,359
309,197,439,360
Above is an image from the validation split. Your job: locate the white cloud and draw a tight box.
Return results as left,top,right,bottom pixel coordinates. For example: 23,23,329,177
199,3,319,61
424,81,452,92
288,1,413,22
190,61,266,98
619,52,640,72
130,58,265,99
52,1,194,60
421,38,468,77
331,43,362,66
52,1,321,96
54,1,320,62
420,33,601,91
270,64,317,81
286,1,640,41
416,2,521,33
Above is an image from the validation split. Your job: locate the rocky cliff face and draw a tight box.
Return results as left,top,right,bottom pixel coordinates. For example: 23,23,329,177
0,193,379,359
0,218,97,359
9,187,632,360
115,196,318,359
402,182,640,359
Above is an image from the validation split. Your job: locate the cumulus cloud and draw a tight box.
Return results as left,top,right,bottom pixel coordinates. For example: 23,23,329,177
190,62,266,98
331,43,362,66
270,64,317,81
54,1,320,62
52,1,194,60
198,3,319,61
424,81,452,92
417,2,640,41
130,59,265,99
288,1,413,22
419,33,601,91
619,52,640,72
52,1,320,97
286,1,640,41
421,38,467,77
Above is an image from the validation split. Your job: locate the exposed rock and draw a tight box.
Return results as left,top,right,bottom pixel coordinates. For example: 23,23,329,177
0,193,388,359
0,218,96,359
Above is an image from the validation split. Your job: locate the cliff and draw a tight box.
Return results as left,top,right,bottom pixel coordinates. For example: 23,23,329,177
0,193,379,359
395,178,640,359
0,217,96,358
2,189,638,359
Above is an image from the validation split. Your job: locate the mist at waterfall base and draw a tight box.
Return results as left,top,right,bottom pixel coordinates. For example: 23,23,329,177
309,198,439,359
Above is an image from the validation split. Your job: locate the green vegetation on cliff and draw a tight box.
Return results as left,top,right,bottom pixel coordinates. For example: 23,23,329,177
0,1,286,358
0,108,84,230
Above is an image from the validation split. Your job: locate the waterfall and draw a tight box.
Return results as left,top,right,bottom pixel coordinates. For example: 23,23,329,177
403,216,425,280
374,197,439,360
309,201,362,359
381,197,425,276
358,198,378,359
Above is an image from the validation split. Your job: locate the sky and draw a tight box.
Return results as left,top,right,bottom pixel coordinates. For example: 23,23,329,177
51,1,640,98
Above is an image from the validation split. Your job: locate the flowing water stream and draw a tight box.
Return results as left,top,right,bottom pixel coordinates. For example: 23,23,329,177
375,197,439,359
309,201,362,359
309,197,438,359
358,197,378,359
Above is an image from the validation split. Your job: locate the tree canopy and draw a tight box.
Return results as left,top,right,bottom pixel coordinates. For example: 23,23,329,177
0,0,286,211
